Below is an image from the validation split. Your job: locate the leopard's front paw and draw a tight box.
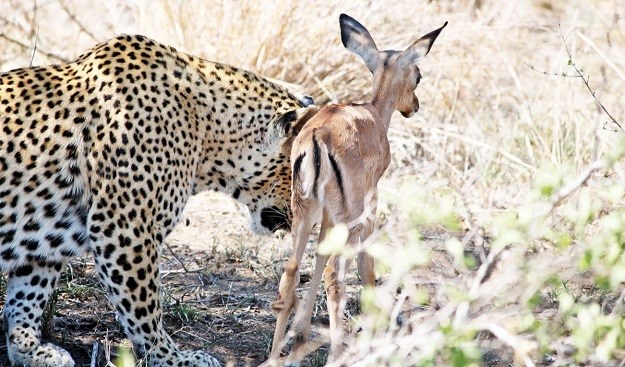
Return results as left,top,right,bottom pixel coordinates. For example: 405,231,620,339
7,326,75,367
148,349,221,367
176,350,221,367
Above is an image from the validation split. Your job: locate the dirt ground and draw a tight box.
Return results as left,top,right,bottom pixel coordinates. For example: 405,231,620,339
0,191,343,367
0,188,514,367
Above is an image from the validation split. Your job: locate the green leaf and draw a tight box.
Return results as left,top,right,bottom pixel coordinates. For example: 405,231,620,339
527,291,542,308
579,249,593,270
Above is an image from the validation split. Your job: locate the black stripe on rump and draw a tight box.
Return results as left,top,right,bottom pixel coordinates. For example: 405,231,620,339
312,133,321,197
293,152,306,183
328,153,346,205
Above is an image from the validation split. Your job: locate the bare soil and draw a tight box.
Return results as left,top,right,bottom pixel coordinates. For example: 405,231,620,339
0,191,513,367
0,192,335,367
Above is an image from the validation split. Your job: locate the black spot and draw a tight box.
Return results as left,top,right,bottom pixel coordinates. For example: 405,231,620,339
19,239,39,251
121,298,132,312
14,264,34,277
23,220,41,232
45,234,64,248
104,243,116,259
43,203,58,218
1,248,17,261
72,231,88,247
111,269,123,285
126,277,139,291
137,268,146,280
30,275,40,286
55,220,72,229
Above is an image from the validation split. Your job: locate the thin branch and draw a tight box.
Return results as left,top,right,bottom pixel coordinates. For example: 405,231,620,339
29,27,39,67
163,241,191,273
29,0,38,40
161,267,208,276
549,159,606,208
559,24,624,133
486,323,537,367
525,25,623,134
534,159,607,219
0,33,70,63
523,61,582,78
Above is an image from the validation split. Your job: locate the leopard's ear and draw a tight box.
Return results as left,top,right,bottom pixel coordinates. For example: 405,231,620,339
261,105,318,150
286,105,319,137
274,110,298,137
274,104,319,139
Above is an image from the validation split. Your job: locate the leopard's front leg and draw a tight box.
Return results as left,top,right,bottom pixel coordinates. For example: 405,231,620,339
88,206,221,367
4,260,75,367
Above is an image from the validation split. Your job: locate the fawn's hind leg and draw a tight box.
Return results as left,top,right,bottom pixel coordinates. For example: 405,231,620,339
356,214,376,287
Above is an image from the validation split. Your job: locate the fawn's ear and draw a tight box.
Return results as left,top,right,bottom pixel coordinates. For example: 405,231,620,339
402,21,448,64
339,13,380,73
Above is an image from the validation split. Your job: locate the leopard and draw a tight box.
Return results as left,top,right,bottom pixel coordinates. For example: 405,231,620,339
0,34,315,367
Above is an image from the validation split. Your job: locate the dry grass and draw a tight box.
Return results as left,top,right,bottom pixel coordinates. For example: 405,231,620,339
1,0,623,188
1,0,625,366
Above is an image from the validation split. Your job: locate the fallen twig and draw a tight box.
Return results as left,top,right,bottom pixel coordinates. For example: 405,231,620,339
90,341,99,367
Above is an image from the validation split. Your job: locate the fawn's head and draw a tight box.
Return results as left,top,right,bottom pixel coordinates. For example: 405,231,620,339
339,14,447,118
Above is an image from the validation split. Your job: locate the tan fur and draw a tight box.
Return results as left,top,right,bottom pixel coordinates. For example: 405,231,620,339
264,14,447,366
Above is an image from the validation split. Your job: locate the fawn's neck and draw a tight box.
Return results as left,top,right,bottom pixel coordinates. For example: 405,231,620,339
370,75,400,131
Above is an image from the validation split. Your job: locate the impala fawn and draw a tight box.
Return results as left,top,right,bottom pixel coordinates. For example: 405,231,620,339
268,13,447,366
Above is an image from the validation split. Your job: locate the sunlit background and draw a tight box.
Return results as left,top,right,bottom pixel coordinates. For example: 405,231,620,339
1,1,625,366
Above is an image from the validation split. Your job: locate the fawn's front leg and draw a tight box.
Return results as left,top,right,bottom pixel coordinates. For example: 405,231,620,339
284,211,333,366
270,210,316,359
